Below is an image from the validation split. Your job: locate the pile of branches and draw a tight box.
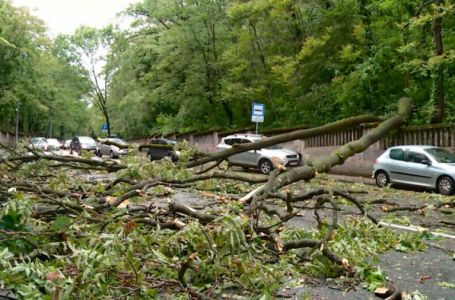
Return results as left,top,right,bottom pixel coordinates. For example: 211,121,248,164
0,98,419,299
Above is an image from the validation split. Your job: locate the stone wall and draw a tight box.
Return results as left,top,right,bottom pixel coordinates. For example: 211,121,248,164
0,131,16,146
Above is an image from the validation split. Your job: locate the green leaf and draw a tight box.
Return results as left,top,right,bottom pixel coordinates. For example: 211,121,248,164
0,36,16,48
438,281,455,288
51,216,72,231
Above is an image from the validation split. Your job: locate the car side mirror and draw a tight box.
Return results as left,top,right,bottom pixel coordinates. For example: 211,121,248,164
421,159,431,166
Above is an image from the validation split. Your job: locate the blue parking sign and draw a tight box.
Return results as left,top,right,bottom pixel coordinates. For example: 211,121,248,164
101,123,108,132
251,103,264,123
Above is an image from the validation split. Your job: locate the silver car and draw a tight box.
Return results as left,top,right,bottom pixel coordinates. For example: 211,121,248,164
29,137,48,151
373,145,455,195
217,134,301,174
96,138,128,158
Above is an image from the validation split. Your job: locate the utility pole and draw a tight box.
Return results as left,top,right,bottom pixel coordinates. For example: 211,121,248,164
49,120,53,138
15,100,19,147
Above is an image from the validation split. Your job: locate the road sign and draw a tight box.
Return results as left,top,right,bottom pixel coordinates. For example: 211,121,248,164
101,123,108,132
251,103,264,123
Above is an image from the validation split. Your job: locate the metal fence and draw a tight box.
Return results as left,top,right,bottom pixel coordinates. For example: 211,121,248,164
129,124,455,152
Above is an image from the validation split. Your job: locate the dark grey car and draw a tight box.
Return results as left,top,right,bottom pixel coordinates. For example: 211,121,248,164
70,136,98,155
373,145,455,195
146,138,178,162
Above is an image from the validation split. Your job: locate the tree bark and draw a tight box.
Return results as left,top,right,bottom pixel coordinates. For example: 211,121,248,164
431,0,444,124
267,98,411,192
187,114,382,167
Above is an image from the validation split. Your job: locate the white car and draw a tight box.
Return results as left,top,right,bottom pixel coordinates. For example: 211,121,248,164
46,138,60,151
217,134,301,174
29,137,48,151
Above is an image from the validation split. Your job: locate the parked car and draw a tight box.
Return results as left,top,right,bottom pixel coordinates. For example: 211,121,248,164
29,137,48,151
216,134,301,174
146,138,179,162
373,145,455,195
69,136,98,155
61,139,71,149
96,138,128,158
46,138,60,151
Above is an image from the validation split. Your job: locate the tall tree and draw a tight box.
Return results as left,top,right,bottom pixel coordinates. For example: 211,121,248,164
430,0,445,123
0,0,91,138
72,26,115,136
103,0,455,139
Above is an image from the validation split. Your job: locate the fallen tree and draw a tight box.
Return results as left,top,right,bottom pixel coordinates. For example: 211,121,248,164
186,114,384,168
1,97,442,299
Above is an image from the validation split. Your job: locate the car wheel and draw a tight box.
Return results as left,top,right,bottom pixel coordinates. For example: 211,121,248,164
375,170,389,187
110,151,117,159
437,176,454,195
259,159,273,174
96,150,102,157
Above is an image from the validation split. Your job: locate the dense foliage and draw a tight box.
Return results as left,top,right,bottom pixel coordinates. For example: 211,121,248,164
105,0,455,138
0,150,433,299
0,0,91,138
2,0,455,138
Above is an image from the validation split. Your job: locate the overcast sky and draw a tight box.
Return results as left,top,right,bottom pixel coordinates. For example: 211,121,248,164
12,0,140,36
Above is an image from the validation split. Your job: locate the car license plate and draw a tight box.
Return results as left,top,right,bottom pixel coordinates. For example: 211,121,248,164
289,161,298,166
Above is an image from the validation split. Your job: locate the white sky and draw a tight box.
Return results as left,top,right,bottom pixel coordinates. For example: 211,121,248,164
12,0,140,36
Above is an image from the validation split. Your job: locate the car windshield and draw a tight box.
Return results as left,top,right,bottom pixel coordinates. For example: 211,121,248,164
79,137,96,144
31,137,45,143
108,138,127,145
47,139,59,145
424,148,455,163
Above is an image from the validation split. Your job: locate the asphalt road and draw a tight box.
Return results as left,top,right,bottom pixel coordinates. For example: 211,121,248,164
155,188,455,300
28,150,455,299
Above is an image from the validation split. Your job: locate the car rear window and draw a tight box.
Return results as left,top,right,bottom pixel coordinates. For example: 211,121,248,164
239,139,252,144
389,149,405,161
224,138,237,145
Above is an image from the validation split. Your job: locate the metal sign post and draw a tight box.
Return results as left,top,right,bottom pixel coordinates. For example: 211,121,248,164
251,103,264,134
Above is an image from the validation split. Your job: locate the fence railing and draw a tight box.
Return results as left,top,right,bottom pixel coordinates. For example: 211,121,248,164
304,127,367,148
297,124,455,149
129,124,455,152
382,124,455,149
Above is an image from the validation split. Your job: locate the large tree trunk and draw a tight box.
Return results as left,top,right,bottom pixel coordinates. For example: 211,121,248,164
431,0,444,124
187,114,382,168
267,98,411,193
104,108,111,137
